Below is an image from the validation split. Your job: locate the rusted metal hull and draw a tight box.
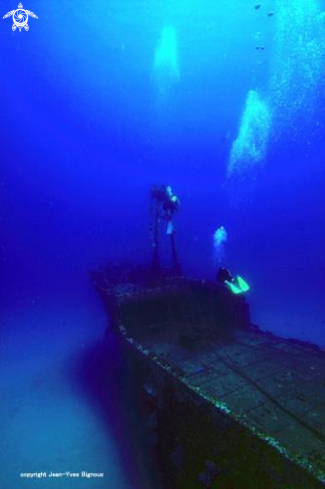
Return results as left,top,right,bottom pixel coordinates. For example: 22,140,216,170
92,269,325,487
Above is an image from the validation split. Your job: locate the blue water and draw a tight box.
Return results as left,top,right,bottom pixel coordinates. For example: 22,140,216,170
1,0,325,487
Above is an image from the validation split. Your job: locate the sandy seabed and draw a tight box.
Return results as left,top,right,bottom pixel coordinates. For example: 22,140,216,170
0,285,162,489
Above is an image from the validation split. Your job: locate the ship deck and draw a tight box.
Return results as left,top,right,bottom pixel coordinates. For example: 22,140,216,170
92,272,325,484
137,327,325,482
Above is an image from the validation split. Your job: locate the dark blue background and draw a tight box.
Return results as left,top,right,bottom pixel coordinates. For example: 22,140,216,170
1,0,324,344
0,2,325,486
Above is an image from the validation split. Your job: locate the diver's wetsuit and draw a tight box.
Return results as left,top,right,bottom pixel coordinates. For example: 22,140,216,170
150,185,181,273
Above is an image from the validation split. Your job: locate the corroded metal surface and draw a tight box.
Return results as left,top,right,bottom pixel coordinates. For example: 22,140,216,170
92,270,325,486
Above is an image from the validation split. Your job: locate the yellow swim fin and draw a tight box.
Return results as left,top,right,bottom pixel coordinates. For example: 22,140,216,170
237,276,250,292
225,280,242,295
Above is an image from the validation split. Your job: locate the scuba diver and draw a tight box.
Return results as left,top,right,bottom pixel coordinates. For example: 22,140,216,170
216,267,251,331
217,267,250,295
150,184,181,274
